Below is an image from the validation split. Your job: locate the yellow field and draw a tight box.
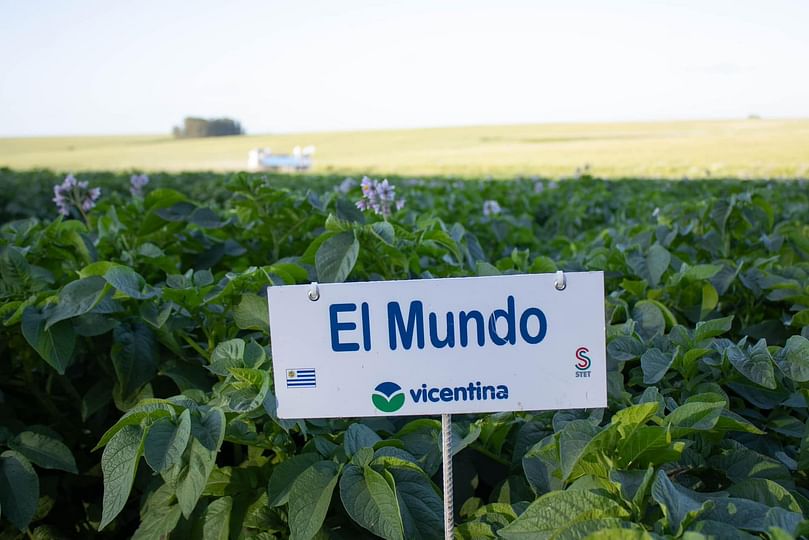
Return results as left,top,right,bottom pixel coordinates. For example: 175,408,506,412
1,119,808,178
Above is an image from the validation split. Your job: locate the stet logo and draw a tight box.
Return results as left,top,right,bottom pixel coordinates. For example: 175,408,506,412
372,381,405,412
575,346,592,378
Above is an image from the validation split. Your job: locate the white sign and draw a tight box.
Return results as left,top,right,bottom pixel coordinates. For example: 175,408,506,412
267,272,606,419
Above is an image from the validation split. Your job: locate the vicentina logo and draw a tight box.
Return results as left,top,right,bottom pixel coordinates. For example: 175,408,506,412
372,382,405,412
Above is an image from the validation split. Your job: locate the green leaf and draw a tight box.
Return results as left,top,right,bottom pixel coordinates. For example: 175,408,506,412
617,426,679,467
289,460,340,540
144,409,191,473
700,282,719,319
715,410,765,435
132,504,182,539
21,307,75,374
371,221,396,245
695,316,734,342
686,520,758,540
339,463,404,540
665,401,725,435
477,261,501,276
111,322,158,400
176,408,225,518
94,400,177,450
641,348,674,384
531,256,557,274
8,432,77,473
682,264,722,281
651,470,711,535
701,497,802,533
336,197,366,223
224,367,270,413
632,300,665,342
610,467,655,511
712,445,793,485
646,244,670,287
202,496,232,540
204,466,259,497
498,489,629,539
100,425,145,530
189,207,224,229
0,450,39,531
209,338,245,376
267,453,321,507
233,295,269,331
726,479,802,513
45,276,110,330
607,336,644,362
386,464,443,540
104,265,156,299
775,335,809,382
315,231,360,283
583,529,654,540
344,424,382,457
727,339,777,389
552,518,644,540
559,420,600,482
131,496,182,540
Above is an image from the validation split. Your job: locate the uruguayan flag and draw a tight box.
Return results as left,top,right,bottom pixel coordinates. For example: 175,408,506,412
286,368,316,388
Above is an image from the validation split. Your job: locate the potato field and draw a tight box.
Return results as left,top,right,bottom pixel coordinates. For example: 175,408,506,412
0,168,808,539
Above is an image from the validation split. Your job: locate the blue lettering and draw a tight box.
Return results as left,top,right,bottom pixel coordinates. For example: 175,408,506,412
330,303,359,352
487,295,516,346
459,310,484,347
519,307,547,344
482,385,496,399
388,300,425,350
403,382,510,403
429,312,455,348
361,302,371,351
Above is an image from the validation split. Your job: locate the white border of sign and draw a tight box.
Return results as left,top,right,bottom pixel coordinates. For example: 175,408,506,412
267,271,606,419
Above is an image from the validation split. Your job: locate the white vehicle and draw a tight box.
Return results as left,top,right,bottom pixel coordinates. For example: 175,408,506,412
248,146,315,171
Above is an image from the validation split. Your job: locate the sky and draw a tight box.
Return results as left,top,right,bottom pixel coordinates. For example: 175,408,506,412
1,0,808,137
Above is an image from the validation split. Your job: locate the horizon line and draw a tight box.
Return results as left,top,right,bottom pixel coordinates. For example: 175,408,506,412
1,115,808,140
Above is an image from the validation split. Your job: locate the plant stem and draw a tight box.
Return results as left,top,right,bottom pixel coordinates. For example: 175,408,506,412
182,334,209,360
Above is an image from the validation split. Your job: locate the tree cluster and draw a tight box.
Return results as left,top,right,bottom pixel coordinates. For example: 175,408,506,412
172,116,244,138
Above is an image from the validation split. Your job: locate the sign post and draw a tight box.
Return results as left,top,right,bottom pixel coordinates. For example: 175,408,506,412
442,413,454,540
267,271,606,537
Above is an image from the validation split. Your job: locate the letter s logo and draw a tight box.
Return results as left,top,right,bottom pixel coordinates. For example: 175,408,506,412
575,347,591,371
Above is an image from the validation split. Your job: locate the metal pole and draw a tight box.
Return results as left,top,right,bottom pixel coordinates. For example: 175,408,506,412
442,413,454,540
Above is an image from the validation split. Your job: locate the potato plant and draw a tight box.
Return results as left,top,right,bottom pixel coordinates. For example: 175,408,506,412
0,171,807,539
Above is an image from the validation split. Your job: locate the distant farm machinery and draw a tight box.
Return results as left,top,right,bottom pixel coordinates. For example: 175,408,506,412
248,145,315,171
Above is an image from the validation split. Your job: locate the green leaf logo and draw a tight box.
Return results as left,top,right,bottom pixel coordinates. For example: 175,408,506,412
372,382,405,413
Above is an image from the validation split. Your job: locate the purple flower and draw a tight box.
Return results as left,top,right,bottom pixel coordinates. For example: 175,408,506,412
52,174,101,218
355,176,404,218
482,200,502,217
360,176,374,195
130,174,149,197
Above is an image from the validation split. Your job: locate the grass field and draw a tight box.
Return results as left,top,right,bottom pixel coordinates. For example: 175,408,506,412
1,118,808,178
